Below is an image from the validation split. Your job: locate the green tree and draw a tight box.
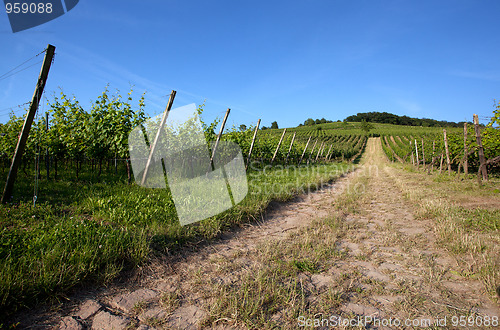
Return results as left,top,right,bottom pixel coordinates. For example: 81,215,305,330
271,121,279,129
360,120,374,134
304,118,315,126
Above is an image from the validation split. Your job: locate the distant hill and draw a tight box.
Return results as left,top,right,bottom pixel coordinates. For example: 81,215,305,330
344,112,469,128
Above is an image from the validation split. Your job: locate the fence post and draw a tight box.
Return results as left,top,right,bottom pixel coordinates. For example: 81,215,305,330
439,153,444,174
443,129,451,174
141,90,176,186
45,112,50,180
414,139,419,169
463,123,468,175
428,140,435,174
421,138,425,167
410,140,415,166
271,128,286,165
308,139,318,164
2,45,55,204
298,135,311,165
245,119,260,170
210,108,231,165
315,142,324,161
285,132,296,165
325,144,333,161
473,114,488,181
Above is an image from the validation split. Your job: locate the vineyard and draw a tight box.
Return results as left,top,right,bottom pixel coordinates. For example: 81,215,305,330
0,86,371,318
0,52,499,320
380,104,500,179
1,87,499,319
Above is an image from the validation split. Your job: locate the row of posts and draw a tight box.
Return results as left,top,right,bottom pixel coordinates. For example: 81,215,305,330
409,114,488,182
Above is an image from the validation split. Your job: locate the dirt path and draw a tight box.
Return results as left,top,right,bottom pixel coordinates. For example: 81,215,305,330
20,138,499,329
331,138,499,327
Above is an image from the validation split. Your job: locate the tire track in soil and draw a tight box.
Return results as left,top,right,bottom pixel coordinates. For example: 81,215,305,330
16,138,500,329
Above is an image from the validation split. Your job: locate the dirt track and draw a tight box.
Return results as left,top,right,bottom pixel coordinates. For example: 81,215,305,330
19,138,499,329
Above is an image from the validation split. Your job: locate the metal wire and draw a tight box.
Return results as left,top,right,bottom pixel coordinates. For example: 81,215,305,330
0,102,31,115
0,48,46,80
0,60,43,83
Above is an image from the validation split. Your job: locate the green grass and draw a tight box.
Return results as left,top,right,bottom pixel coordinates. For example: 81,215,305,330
0,162,352,319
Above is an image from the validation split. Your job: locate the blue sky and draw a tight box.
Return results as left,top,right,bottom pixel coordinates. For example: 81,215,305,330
1,0,499,128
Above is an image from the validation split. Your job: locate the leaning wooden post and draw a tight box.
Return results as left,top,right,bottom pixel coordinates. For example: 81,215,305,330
325,144,333,161
141,90,176,186
298,136,311,165
45,112,50,180
315,142,324,161
443,129,451,174
329,145,335,161
439,153,444,174
211,108,231,164
414,139,420,168
2,44,55,203
308,139,318,164
428,140,435,174
473,114,488,181
285,132,296,165
319,143,326,158
245,119,260,170
421,138,425,167
271,128,287,165
463,123,468,176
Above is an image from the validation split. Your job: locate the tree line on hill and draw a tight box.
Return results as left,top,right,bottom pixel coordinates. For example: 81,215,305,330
344,112,471,127
298,118,337,127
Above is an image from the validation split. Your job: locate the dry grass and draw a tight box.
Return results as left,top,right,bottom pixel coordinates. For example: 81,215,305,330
386,164,500,300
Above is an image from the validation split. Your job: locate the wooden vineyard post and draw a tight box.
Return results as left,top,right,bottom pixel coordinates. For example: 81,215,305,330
428,140,435,174
439,153,444,174
410,141,415,166
45,112,50,180
308,139,318,164
298,136,311,165
421,138,425,167
315,142,324,161
141,90,176,186
245,119,261,170
328,145,334,161
443,129,451,174
473,114,488,181
271,128,287,165
285,132,296,165
463,123,468,175
211,108,231,164
414,139,420,169
325,144,333,161
2,45,55,204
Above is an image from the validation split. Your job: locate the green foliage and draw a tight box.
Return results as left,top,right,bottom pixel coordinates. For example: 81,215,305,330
345,111,468,128
360,120,374,133
271,121,279,129
380,104,500,173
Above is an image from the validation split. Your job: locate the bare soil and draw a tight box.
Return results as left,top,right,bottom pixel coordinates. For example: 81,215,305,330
12,138,499,329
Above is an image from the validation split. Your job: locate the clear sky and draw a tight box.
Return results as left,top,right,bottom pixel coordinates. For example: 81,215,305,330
1,0,499,129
